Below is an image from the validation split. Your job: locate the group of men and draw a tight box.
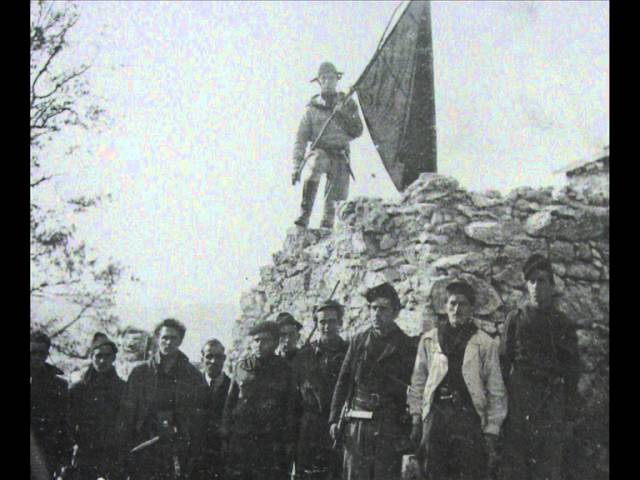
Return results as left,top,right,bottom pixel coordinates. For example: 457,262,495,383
31,252,579,480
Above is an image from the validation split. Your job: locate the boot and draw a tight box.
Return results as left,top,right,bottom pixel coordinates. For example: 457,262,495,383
294,180,319,228
320,199,336,229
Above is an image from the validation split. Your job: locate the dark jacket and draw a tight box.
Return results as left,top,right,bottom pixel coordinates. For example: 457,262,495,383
222,354,296,478
293,92,363,171
330,324,417,424
30,363,70,474
117,350,207,472
198,372,230,474
69,366,125,454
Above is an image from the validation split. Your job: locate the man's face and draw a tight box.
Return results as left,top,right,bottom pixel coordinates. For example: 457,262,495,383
319,72,338,95
527,269,554,309
91,345,116,373
202,344,226,379
279,325,300,354
446,293,473,327
252,332,278,359
157,326,183,357
317,309,340,341
30,342,49,371
370,297,398,333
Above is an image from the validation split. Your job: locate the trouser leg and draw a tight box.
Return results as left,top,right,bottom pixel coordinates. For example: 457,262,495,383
295,179,320,228
321,153,350,229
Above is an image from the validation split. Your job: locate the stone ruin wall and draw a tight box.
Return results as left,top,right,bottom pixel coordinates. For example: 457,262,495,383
236,173,609,478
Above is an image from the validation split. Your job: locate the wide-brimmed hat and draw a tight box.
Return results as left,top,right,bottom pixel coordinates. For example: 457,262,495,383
445,279,476,305
314,299,345,320
310,61,344,83
88,332,118,355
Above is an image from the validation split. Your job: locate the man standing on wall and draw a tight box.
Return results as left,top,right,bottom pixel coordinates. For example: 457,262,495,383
500,254,580,480
291,61,363,230
407,280,507,480
329,283,416,480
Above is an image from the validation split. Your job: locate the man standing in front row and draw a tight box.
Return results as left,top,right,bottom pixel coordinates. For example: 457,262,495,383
330,283,416,480
291,61,363,230
407,280,507,480
295,300,348,479
500,254,580,480
222,321,297,480
118,318,207,480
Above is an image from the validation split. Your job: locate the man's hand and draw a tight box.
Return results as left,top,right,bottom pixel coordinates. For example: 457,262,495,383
292,169,301,186
329,423,339,442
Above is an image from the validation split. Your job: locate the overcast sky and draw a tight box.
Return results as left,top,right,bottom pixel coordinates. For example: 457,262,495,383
34,0,609,359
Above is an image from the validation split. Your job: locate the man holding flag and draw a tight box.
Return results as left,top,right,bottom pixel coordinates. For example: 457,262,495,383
291,61,363,230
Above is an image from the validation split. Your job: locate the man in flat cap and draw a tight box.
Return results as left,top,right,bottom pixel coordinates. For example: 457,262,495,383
68,332,126,479
407,280,507,480
276,311,303,363
292,61,363,230
117,318,207,480
222,321,297,480
500,254,580,480
329,283,416,480
294,299,348,479
30,330,70,479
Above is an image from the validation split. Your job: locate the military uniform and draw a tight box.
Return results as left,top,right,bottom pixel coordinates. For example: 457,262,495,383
30,363,70,479
292,62,363,229
500,303,580,480
294,337,348,479
69,365,126,478
223,354,297,480
330,324,417,480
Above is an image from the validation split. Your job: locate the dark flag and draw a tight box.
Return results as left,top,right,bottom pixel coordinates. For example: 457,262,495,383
354,0,437,191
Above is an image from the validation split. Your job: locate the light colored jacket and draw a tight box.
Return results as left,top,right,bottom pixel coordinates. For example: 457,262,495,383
406,326,508,435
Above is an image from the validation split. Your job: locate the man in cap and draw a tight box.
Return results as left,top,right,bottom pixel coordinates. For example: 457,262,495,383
30,330,71,479
329,282,417,480
276,311,304,362
500,254,580,480
293,299,348,479
407,280,507,480
291,61,364,229
68,332,126,479
117,318,207,480
222,321,297,480
192,338,231,480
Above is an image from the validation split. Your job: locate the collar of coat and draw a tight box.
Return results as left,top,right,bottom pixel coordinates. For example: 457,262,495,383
308,92,348,110
150,349,191,374
422,322,490,349
80,365,121,385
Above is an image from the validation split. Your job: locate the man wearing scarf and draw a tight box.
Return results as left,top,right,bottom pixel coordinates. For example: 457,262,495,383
294,299,348,480
407,280,507,480
117,318,207,480
329,283,417,480
291,61,363,230
69,332,126,479
500,254,580,480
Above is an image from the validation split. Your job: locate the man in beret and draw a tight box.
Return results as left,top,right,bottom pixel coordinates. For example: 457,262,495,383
276,311,303,363
222,321,297,480
117,318,207,480
30,330,70,479
69,332,126,479
500,254,580,480
329,283,417,480
294,299,348,479
291,61,363,230
407,280,507,480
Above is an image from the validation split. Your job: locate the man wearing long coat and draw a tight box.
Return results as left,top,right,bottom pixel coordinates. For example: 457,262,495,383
329,283,417,480
500,254,581,480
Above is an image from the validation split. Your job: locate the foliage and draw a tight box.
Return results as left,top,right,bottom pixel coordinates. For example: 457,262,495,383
30,0,129,360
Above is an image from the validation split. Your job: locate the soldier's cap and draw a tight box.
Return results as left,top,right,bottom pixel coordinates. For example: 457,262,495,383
276,312,303,331
523,253,554,282
445,279,476,305
310,61,344,83
365,282,401,310
89,332,118,355
314,299,344,320
248,321,281,339
30,330,51,351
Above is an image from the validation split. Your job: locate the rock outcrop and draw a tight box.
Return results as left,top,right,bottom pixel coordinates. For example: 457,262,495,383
236,173,609,478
